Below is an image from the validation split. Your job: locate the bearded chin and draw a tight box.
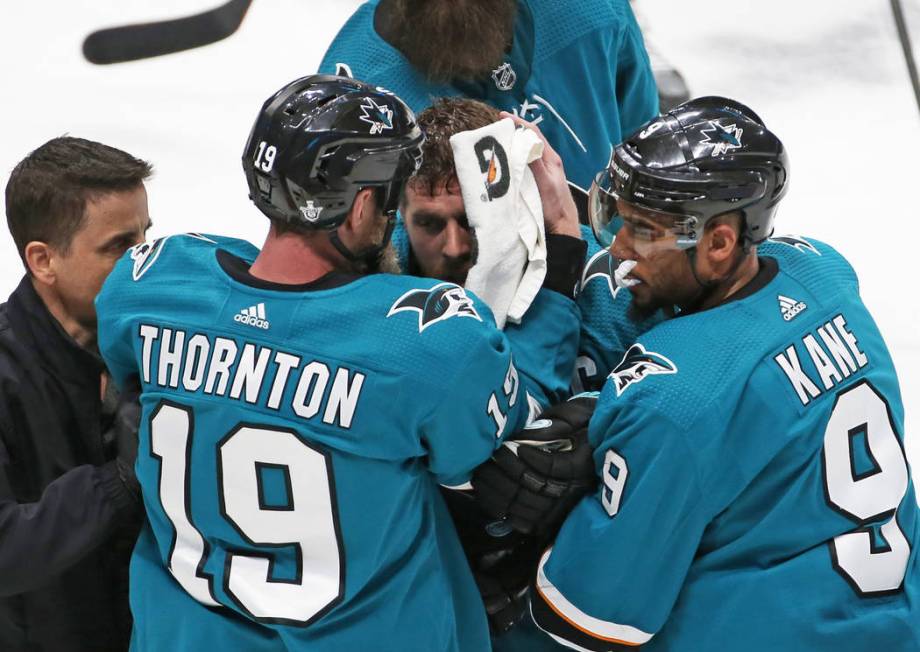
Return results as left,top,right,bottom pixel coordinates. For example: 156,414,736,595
361,242,402,275
391,0,518,83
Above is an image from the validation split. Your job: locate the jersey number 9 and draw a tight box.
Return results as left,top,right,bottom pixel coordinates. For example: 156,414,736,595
823,381,911,596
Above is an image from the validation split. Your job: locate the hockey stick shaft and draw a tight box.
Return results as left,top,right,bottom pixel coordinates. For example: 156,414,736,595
889,0,920,117
83,0,253,64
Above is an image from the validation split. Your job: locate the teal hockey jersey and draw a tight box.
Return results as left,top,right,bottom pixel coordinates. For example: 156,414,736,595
532,236,920,650
96,234,531,651
318,0,659,189
390,219,582,410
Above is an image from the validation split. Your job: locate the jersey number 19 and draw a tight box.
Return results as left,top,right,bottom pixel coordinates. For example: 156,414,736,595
149,400,345,625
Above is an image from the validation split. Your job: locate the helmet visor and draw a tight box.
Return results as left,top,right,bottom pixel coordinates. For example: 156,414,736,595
588,169,702,256
375,140,424,216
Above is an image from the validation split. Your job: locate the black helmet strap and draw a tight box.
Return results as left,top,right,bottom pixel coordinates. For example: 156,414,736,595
327,212,396,269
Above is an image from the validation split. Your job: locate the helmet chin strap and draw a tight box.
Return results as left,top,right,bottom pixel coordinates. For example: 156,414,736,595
683,243,746,313
327,212,396,270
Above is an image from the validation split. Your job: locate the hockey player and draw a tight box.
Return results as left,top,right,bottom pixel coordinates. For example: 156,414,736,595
394,97,659,398
480,97,920,649
318,0,659,190
95,75,579,651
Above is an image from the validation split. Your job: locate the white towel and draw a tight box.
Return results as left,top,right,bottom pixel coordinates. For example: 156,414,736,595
449,118,547,329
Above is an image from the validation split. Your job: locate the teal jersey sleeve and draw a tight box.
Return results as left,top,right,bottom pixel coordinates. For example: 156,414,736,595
421,311,529,486
504,288,580,409
532,395,709,647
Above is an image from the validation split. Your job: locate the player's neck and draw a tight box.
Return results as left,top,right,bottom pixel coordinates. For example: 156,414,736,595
697,253,760,311
249,231,339,285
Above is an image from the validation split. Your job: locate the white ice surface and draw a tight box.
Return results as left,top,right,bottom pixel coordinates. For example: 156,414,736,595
0,0,916,483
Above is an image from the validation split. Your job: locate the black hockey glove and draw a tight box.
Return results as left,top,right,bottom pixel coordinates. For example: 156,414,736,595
472,395,598,538
111,378,142,499
441,487,540,635
475,566,530,636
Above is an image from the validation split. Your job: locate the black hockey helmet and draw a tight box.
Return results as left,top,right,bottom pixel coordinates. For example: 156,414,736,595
243,74,424,229
589,96,789,249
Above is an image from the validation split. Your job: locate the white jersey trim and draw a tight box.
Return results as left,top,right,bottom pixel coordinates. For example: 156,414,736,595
536,548,653,645
530,601,597,652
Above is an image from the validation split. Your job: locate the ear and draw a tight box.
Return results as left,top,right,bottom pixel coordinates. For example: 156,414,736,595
340,188,377,236
23,241,56,286
703,221,741,266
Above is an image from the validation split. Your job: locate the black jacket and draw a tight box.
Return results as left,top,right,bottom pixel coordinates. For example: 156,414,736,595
0,277,141,651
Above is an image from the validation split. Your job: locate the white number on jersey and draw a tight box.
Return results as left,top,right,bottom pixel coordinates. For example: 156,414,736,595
823,381,911,595
150,401,344,624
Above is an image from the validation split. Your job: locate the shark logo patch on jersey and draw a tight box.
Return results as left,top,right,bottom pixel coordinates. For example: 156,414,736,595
131,233,216,281
130,238,166,280
582,249,621,299
609,343,677,396
358,98,394,135
387,283,482,332
700,120,743,157
769,234,821,256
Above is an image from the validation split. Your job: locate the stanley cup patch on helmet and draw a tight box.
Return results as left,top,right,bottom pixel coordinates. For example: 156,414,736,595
358,98,394,135
700,120,743,157
300,200,323,222
609,343,677,396
387,283,482,332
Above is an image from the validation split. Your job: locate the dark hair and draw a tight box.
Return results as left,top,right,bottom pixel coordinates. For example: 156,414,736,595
384,0,517,83
407,97,501,197
5,136,152,265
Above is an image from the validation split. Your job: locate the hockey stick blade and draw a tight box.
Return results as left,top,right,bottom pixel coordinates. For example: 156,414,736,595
83,0,253,65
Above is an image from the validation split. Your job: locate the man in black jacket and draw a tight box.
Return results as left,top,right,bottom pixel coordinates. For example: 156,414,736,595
0,137,152,651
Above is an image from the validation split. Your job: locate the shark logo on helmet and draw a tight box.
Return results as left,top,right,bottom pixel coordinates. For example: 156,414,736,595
358,98,394,135
387,283,482,332
700,120,743,157
609,343,678,396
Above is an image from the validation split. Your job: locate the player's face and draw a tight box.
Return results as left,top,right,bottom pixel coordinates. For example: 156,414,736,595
403,179,476,285
611,200,702,319
51,185,151,336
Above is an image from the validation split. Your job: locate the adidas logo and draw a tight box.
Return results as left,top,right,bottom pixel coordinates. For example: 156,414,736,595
234,303,270,330
778,295,807,322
